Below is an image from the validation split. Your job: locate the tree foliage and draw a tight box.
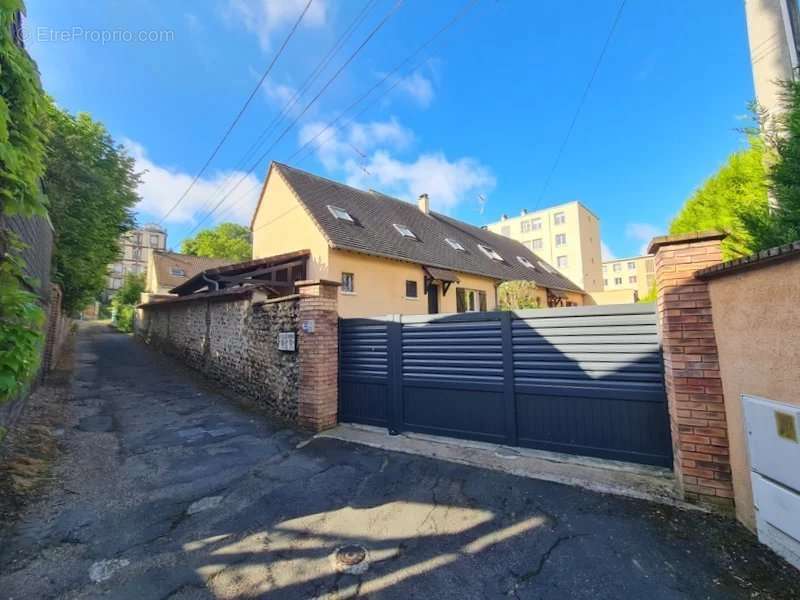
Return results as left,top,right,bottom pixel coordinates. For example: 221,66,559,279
43,101,140,314
745,80,800,248
498,281,543,310
111,273,144,333
181,223,251,263
669,137,770,260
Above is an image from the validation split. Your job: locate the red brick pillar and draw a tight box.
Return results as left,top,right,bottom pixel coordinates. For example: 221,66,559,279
648,231,733,511
295,279,340,431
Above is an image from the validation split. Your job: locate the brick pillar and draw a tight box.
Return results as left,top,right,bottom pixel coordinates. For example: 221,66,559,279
647,231,733,511
295,279,340,431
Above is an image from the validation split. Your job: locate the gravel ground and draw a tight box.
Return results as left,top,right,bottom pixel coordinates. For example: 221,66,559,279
0,321,798,599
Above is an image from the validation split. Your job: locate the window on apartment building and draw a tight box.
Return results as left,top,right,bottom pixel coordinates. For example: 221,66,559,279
135,233,142,245
445,238,465,251
556,255,568,268
627,261,636,270
133,248,142,260
553,211,565,225
531,218,542,231
603,278,608,287
613,263,622,272
478,244,504,261
341,272,354,293
520,220,531,233
532,238,543,250
645,259,655,273
393,224,418,240
629,275,637,284
405,280,418,298
614,277,623,285
150,235,159,247
501,226,511,237
555,233,567,247
456,288,487,313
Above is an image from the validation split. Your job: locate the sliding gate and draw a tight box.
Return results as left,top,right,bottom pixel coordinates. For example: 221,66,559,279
338,304,672,468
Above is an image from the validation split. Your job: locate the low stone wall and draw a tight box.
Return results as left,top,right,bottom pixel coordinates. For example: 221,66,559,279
138,281,340,430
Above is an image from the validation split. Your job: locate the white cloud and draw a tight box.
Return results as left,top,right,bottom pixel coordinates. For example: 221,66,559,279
344,151,495,212
226,0,327,50
625,222,661,255
124,139,261,227
601,241,617,261
392,72,434,108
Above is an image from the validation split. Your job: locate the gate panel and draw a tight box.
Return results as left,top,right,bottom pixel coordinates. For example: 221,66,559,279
401,315,507,443
512,305,672,466
338,318,389,426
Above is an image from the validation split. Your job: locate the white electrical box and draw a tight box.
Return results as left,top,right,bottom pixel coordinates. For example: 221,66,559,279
743,394,800,570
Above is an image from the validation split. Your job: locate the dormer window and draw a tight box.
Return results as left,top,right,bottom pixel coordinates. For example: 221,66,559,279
445,238,465,251
478,244,503,261
517,256,536,269
327,205,354,222
170,267,186,277
393,224,417,240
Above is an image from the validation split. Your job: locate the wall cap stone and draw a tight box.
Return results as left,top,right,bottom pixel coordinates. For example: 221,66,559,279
696,240,800,280
295,279,341,289
647,231,727,255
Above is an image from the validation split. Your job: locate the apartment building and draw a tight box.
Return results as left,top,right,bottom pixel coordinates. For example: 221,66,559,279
106,224,167,296
602,255,655,299
485,201,603,291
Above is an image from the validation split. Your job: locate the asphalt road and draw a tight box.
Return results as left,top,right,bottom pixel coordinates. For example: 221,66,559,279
1,322,798,599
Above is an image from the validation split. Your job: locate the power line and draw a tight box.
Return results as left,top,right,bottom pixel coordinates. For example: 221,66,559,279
156,0,315,224
532,0,627,210
218,0,480,225
187,0,403,235
189,0,379,222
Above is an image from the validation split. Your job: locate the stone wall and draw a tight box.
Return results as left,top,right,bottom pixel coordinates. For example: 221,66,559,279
138,282,339,430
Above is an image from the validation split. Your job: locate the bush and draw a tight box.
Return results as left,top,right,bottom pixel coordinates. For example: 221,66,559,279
110,273,144,333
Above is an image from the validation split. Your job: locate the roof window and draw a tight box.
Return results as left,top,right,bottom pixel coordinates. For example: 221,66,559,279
327,205,354,222
517,256,536,269
393,224,418,240
445,238,465,251
478,244,504,261
170,267,186,277
538,260,555,274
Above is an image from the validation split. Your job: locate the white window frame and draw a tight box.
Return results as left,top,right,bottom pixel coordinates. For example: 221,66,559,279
555,233,567,247
613,263,622,272
445,238,465,251
478,244,503,261
538,260,555,274
532,238,543,250
553,211,566,225
556,255,568,269
520,220,531,233
627,261,636,270
531,218,542,231
517,256,536,269
341,272,355,293
327,205,355,222
628,275,637,284
393,223,417,239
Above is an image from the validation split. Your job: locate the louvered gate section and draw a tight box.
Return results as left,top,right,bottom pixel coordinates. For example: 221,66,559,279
338,305,672,467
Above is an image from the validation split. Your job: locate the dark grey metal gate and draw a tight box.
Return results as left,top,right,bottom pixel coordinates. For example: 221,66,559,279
339,304,672,467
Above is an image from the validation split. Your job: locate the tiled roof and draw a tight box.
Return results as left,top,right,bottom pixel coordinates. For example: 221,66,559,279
272,163,583,292
152,251,231,291
696,240,800,279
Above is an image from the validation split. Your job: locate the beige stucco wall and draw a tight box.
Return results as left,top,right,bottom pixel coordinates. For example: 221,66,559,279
707,257,800,530
585,288,638,305
251,167,332,282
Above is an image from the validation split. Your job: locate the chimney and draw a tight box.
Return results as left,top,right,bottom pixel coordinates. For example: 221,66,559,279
501,214,508,220
521,208,528,215
418,193,430,215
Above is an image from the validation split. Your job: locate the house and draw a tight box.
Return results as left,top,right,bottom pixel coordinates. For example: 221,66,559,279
485,201,603,291
602,254,656,299
107,224,167,297
250,162,585,317
142,251,231,302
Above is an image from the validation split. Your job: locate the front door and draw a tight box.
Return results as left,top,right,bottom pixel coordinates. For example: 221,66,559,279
427,283,439,314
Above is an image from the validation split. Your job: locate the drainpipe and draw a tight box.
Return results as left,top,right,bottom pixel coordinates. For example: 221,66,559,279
202,273,220,291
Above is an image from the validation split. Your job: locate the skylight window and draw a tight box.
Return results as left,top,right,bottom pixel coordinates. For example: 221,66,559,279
538,260,555,274
478,244,504,261
445,238,465,251
393,224,417,239
517,256,536,269
327,205,354,222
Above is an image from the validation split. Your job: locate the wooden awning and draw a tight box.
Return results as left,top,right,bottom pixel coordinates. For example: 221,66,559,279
423,266,459,283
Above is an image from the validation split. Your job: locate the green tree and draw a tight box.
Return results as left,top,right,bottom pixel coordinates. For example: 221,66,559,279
498,281,543,310
110,273,144,333
669,137,770,260
745,80,800,248
181,222,251,262
43,101,140,313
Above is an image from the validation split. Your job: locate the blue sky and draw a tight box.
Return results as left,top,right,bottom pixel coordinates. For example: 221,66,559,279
24,0,754,259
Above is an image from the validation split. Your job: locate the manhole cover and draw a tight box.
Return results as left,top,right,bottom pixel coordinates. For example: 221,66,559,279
333,545,369,574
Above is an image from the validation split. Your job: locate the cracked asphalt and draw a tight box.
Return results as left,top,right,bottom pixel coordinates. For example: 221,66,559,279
1,322,799,599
